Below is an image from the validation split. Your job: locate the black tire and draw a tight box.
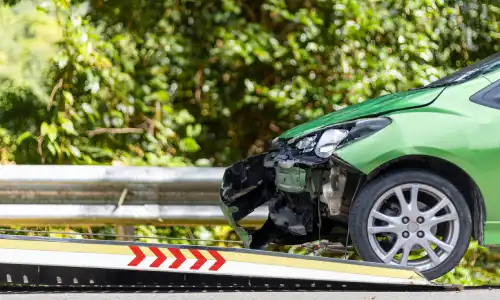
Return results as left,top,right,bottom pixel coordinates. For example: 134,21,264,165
348,169,472,280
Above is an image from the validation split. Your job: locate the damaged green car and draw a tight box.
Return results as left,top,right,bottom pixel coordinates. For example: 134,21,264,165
220,53,500,280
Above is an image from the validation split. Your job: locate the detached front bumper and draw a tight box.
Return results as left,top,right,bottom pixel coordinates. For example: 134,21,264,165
219,153,275,247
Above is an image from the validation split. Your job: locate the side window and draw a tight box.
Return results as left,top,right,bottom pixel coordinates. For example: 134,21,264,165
470,80,500,110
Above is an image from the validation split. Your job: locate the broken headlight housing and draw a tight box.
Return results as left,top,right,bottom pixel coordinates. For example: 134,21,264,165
295,134,317,151
288,117,392,158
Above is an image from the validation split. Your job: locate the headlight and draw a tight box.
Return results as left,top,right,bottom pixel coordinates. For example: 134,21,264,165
289,117,391,158
315,129,348,158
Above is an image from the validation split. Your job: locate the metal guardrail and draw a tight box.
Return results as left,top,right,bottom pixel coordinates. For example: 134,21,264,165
0,165,268,226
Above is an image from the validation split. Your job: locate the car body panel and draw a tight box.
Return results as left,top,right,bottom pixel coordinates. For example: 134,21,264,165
336,75,500,244
279,87,446,139
468,69,500,244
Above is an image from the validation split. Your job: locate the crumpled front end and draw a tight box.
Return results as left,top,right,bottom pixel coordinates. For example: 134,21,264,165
220,138,364,249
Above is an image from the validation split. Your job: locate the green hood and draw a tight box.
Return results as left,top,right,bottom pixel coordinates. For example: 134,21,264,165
279,86,445,139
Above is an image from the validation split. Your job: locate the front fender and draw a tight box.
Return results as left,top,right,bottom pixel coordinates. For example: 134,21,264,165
334,110,479,179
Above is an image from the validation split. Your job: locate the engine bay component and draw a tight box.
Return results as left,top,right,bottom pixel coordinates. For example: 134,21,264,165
319,166,347,217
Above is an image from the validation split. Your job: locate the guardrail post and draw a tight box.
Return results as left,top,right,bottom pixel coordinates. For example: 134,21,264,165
115,225,135,241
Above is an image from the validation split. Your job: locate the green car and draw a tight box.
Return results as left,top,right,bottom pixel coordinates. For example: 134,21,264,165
220,52,500,280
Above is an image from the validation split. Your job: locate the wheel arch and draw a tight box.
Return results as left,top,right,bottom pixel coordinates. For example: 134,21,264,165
364,154,485,245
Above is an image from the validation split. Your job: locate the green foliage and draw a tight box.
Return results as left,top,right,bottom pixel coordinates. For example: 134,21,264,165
81,0,500,165
0,0,59,102
2,0,211,166
1,0,500,286
3,0,500,166
436,241,500,285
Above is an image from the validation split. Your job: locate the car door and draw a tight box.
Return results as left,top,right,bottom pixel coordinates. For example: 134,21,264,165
469,68,500,245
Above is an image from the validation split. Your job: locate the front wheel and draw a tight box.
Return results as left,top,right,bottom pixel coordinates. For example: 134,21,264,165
348,170,472,280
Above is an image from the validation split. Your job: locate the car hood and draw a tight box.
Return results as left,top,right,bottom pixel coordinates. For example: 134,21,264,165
279,86,445,139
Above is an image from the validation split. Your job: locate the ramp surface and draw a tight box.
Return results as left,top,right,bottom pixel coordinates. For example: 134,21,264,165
0,235,444,291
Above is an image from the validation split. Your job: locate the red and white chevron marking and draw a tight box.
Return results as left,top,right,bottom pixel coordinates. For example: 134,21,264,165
127,246,226,271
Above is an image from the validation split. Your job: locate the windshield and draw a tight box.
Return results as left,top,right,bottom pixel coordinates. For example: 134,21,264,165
426,52,500,87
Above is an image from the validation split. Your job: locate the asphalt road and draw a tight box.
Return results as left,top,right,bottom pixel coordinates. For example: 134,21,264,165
1,290,499,300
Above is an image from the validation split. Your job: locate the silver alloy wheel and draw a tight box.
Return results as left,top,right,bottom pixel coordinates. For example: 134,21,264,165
367,183,460,272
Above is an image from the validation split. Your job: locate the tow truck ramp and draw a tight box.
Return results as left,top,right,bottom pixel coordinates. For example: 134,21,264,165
0,234,455,292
